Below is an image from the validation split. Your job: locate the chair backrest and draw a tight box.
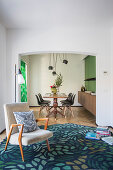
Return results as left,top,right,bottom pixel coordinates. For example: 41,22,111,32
68,93,72,97
4,102,29,137
67,93,73,102
35,95,41,105
71,94,76,105
38,93,43,102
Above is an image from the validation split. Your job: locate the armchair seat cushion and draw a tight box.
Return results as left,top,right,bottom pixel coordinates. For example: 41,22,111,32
9,129,53,146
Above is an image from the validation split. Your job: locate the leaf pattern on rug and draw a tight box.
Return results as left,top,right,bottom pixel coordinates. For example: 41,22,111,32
0,123,113,169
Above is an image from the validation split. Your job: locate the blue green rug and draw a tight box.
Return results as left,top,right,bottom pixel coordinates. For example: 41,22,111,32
0,123,113,170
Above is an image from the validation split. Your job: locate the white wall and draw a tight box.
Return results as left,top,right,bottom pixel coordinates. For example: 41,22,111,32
6,25,112,126
22,53,85,106
110,27,113,127
7,24,112,125
0,23,6,132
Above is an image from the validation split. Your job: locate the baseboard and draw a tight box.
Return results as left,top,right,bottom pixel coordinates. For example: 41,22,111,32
29,106,40,107
29,105,83,107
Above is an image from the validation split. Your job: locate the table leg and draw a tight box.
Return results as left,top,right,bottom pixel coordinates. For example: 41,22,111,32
46,98,65,119
53,98,58,120
57,110,65,117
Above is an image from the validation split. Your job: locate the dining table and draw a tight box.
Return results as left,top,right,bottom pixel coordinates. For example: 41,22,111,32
43,93,67,120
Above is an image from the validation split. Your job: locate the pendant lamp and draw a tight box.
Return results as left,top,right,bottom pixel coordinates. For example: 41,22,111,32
48,54,53,70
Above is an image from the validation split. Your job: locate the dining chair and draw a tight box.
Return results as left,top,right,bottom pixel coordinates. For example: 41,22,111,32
38,93,51,104
62,94,76,117
35,94,50,117
3,102,53,162
60,93,73,104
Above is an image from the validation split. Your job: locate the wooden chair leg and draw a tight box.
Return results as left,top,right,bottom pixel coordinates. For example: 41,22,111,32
62,106,65,115
39,106,43,117
64,107,67,118
46,106,50,114
5,136,10,151
62,106,66,118
69,106,74,117
38,107,41,117
46,139,50,151
5,126,13,151
5,138,10,151
5,140,8,151
5,124,24,162
18,141,24,162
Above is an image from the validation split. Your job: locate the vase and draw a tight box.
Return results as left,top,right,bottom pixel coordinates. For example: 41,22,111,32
81,86,85,92
51,87,57,94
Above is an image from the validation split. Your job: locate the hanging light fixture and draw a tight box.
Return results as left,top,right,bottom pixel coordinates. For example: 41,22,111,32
48,53,69,75
48,66,53,70
52,71,56,76
52,54,57,76
63,59,68,64
48,54,53,70
63,53,68,64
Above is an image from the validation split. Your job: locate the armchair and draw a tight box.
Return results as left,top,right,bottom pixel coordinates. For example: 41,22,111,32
4,103,53,162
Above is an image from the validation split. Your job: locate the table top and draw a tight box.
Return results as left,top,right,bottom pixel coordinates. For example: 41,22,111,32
43,93,67,98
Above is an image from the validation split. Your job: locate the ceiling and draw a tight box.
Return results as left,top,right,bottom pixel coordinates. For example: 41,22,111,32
0,0,113,29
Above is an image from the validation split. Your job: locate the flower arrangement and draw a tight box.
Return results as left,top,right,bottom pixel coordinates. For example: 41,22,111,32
50,85,56,88
55,73,63,87
50,85,57,94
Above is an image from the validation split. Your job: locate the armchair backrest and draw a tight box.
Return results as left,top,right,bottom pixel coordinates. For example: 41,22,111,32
4,103,29,137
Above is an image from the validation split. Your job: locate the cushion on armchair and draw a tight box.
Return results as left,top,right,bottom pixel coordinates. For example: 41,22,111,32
13,110,39,133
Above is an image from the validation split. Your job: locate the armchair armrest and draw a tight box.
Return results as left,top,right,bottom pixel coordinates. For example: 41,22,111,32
5,124,24,151
36,118,49,130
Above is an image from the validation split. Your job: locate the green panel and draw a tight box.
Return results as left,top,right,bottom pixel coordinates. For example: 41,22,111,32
20,60,27,102
85,55,96,92
85,56,89,79
88,80,96,92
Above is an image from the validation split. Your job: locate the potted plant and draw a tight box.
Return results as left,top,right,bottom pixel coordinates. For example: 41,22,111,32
55,73,63,92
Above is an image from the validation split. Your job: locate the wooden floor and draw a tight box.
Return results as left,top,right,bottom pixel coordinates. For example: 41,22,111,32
0,106,96,142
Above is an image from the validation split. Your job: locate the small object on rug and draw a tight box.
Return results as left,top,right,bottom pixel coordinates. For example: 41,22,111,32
85,132,100,140
97,126,108,130
102,136,113,145
96,126,111,137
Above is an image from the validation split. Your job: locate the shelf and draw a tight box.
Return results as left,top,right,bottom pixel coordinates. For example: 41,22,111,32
84,78,96,81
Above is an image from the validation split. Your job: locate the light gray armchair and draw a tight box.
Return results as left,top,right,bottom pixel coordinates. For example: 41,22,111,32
4,103,53,161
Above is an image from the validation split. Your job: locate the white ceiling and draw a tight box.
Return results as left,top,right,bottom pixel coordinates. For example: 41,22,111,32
0,0,113,29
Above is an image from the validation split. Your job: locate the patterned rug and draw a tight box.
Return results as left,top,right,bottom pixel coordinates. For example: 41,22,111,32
0,123,113,170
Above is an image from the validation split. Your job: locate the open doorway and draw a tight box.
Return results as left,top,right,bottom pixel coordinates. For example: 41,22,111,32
19,52,96,127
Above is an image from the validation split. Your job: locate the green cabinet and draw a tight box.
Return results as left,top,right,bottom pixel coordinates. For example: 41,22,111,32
85,55,96,92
